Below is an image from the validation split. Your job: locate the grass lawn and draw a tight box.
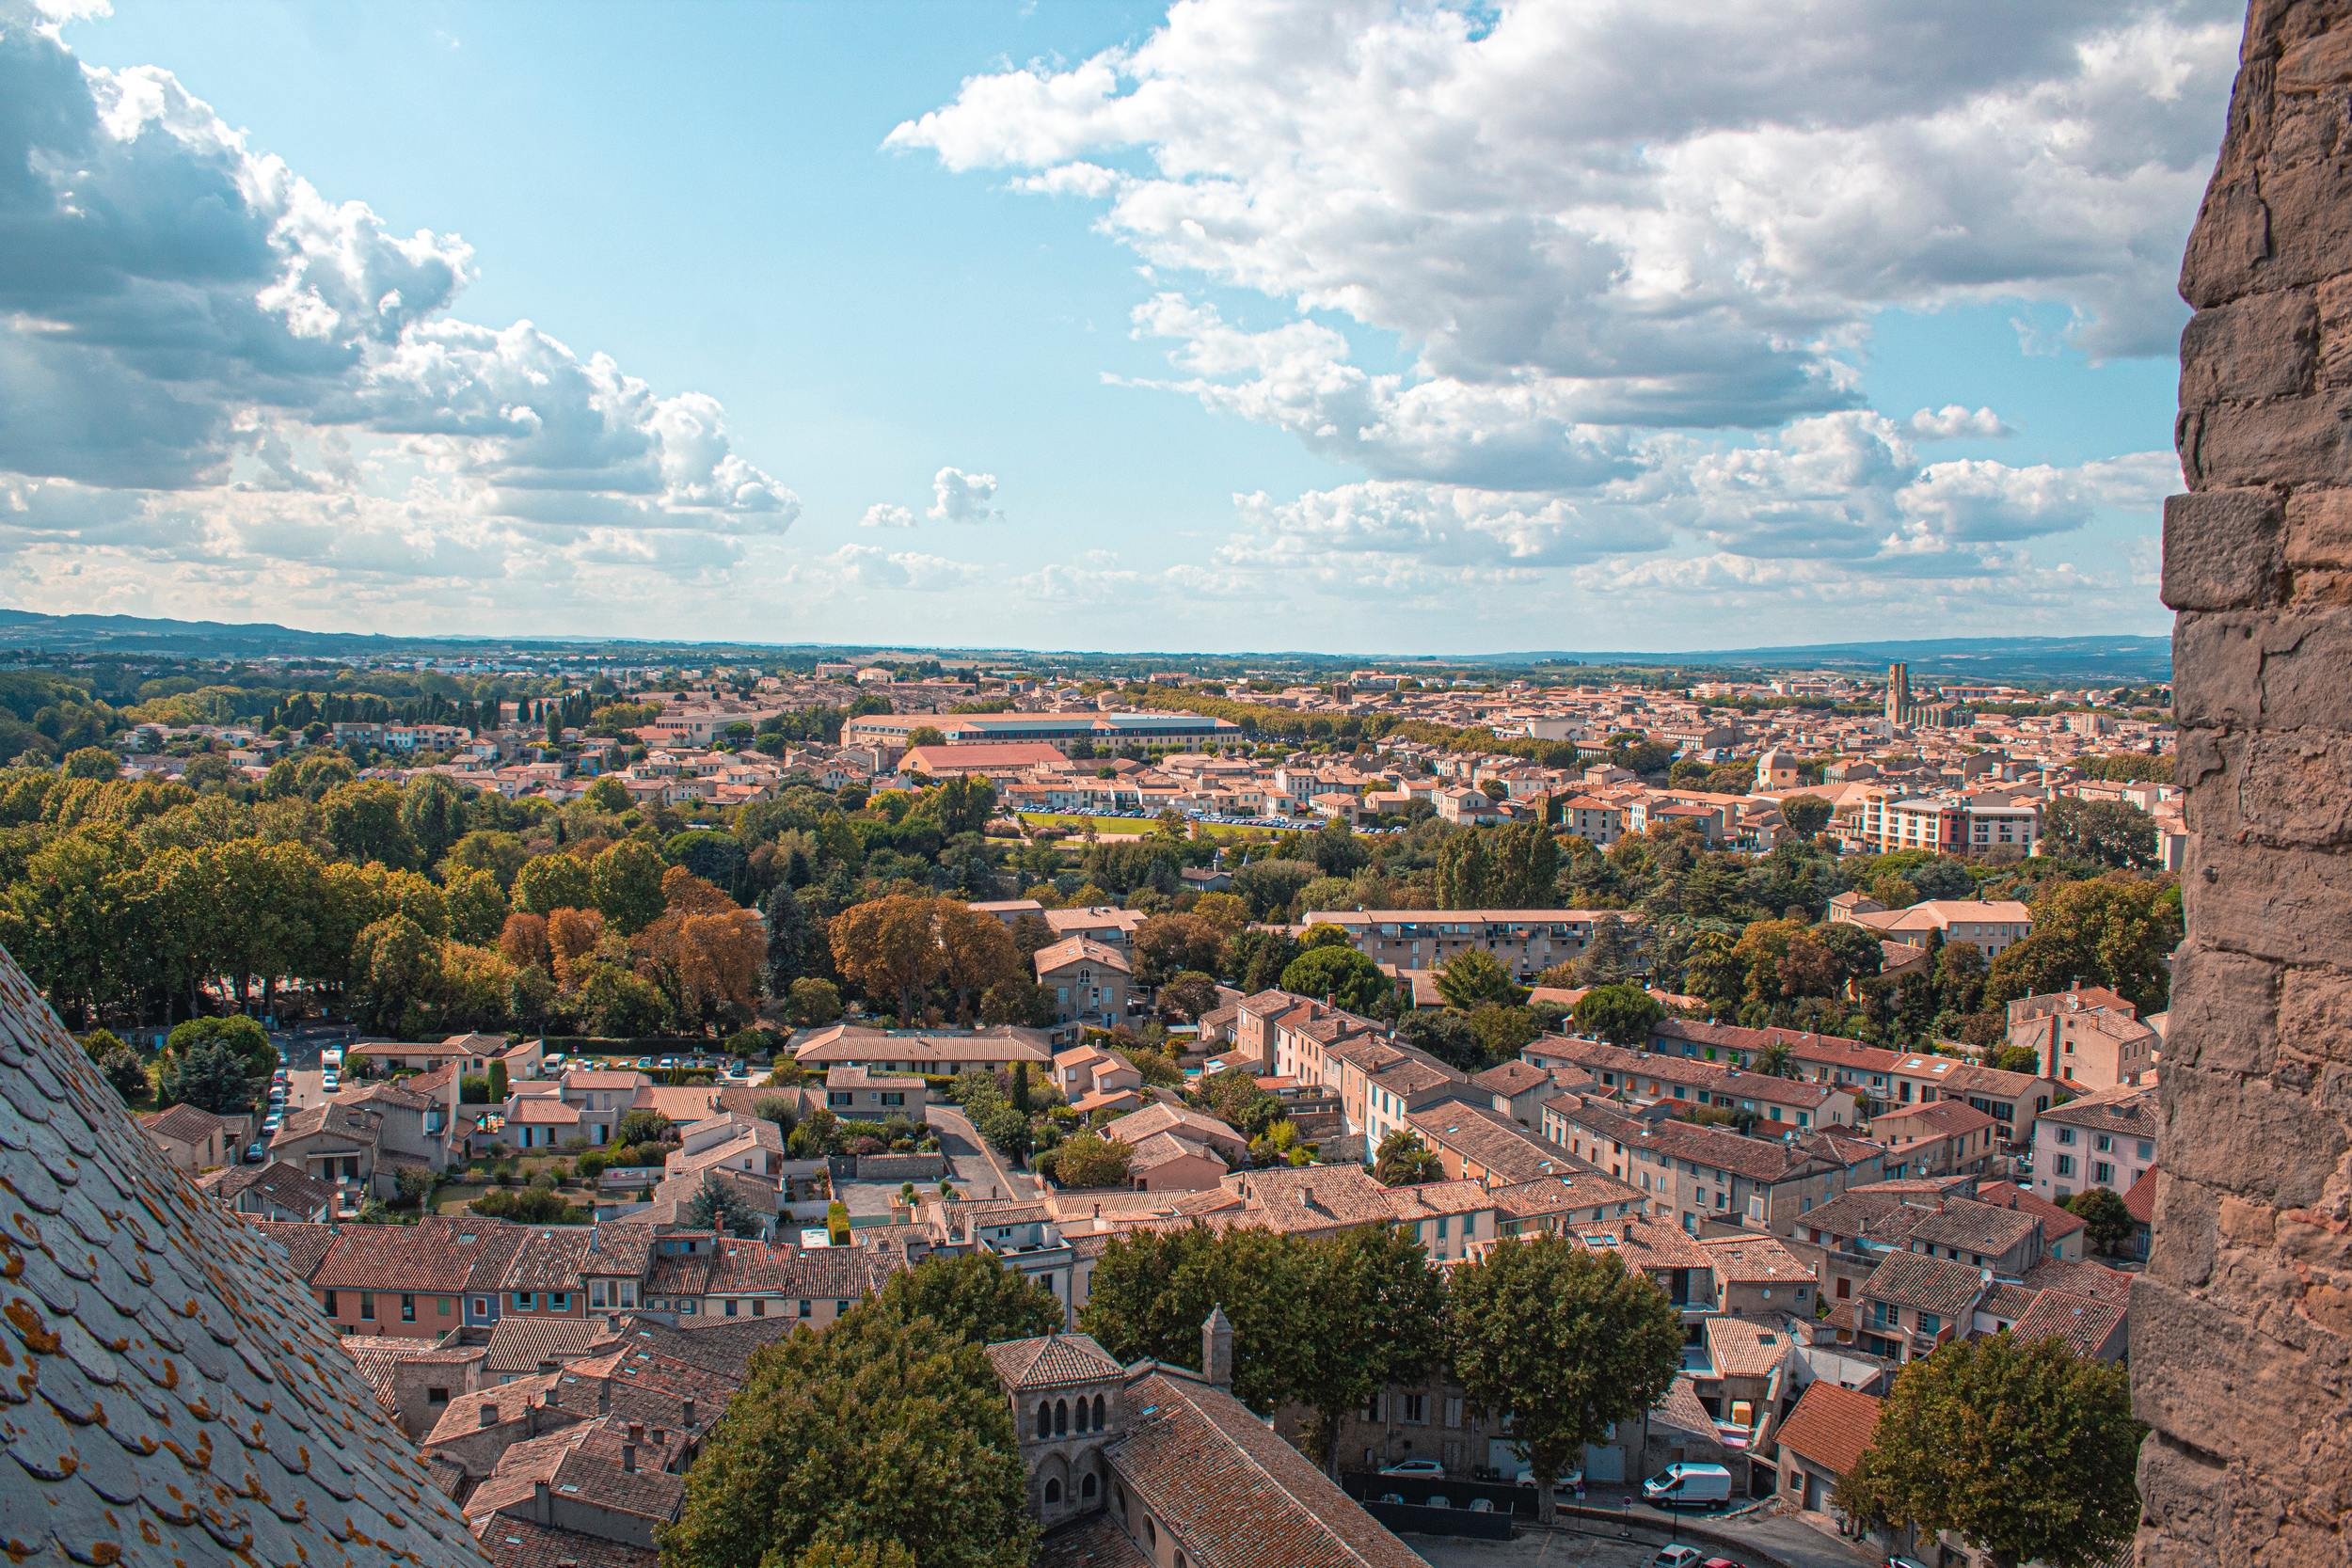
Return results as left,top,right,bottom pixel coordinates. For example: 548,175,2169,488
1016,812,1286,840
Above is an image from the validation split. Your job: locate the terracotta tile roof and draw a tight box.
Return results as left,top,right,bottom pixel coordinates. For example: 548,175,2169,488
1484,1171,1645,1219
485,1315,611,1378
1695,1232,1816,1286
249,1217,340,1279
1905,1198,2039,1258
2021,1258,2135,1306
1979,1282,2042,1321
476,1515,660,1568
1470,1060,1552,1096
1973,1179,2086,1242
1703,1316,1792,1379
211,1158,341,1214
1038,1512,1154,1568
1774,1380,1884,1478
2039,1084,2161,1134
986,1332,1125,1391
2010,1288,2127,1357
2122,1168,2158,1225
143,1101,230,1143
1034,935,1134,975
1859,1252,1989,1319
1109,1370,1428,1568
1405,1100,1572,1183
320,1214,527,1297
501,1227,596,1293
0,943,487,1566
1105,1101,1247,1155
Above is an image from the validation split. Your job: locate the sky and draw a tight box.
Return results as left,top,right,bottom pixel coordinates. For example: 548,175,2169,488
0,0,2243,655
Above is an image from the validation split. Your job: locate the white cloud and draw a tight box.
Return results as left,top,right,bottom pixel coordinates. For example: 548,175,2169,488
859,502,918,529
1009,161,1124,198
929,466,1003,524
793,543,980,593
0,4,796,608
1908,404,2014,439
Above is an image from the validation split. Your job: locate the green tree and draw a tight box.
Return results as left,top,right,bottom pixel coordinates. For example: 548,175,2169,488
350,912,437,1034
320,780,420,868
682,1173,765,1237
1448,1233,1682,1523
513,851,595,915
1290,1223,1447,1472
789,1542,916,1568
864,1252,1061,1347
1568,912,1640,985
2061,1187,2136,1256
1434,947,1525,1011
86,1031,150,1101
1279,944,1394,1016
1840,1333,2141,1568
1989,1043,2042,1074
161,1038,253,1117
2041,796,2160,871
1570,981,1664,1046
787,976,845,1025
764,884,819,992
62,746,120,781
400,773,470,867
1985,874,2182,1014
592,838,668,934
1157,970,1221,1023
1048,1131,1132,1188
443,867,510,945
663,1313,1035,1568
582,775,633,814
1780,793,1834,837
1223,927,1302,992
1371,1129,1445,1187
1080,1226,1305,1416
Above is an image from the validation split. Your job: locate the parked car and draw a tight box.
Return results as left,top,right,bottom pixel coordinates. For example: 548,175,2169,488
1376,1459,1444,1479
1515,1467,1583,1498
1644,1462,1733,1509
320,1071,338,1094
1886,1559,1933,1568
1422,1495,1450,1510
1701,1559,1752,1568
243,1141,266,1163
1650,1549,1706,1568
262,1112,283,1134
1375,1493,1403,1506
1467,1497,1496,1513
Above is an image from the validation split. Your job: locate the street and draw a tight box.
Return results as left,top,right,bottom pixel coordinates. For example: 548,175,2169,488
925,1103,1034,1203
1406,1505,1875,1568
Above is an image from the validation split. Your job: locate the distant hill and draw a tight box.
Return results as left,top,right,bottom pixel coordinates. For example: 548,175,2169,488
0,608,2169,684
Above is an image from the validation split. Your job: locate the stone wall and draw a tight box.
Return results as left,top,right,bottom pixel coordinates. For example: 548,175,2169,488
2142,3,2352,1561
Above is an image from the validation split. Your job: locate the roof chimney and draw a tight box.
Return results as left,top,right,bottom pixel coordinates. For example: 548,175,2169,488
1201,1306,1234,1389
479,1402,498,1429
532,1480,551,1523
681,1395,695,1428
621,1441,637,1474
628,1420,644,1444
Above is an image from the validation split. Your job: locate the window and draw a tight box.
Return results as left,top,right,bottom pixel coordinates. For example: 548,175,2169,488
426,1386,450,1406
2137,1140,2154,1162
437,1296,452,1317
591,1281,609,1308
2094,1162,2115,1186
2096,1133,2113,1153
1403,1393,1427,1424
400,1293,416,1323
2056,1154,2075,1178
1444,1396,1463,1428
1053,1400,1068,1437
2058,1126,2076,1145
323,1291,339,1317
359,1293,375,1323
1363,1392,1383,1422
513,1292,534,1312
472,1297,488,1317
1036,1403,1052,1440
1044,1478,1062,1505
724,1300,739,1318
1918,1312,1942,1337
1073,1399,1089,1434
1434,1216,1449,1241
752,1299,766,1317
1081,1473,1099,1500
1092,1394,1105,1429
799,1300,813,1318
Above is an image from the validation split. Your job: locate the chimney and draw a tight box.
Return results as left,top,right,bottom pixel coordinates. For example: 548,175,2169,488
681,1396,695,1428
628,1420,644,1444
538,1358,558,1375
532,1480,551,1523
1201,1306,1233,1389
621,1442,637,1474
479,1402,498,1429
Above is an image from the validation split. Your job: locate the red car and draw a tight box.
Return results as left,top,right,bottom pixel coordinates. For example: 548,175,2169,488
1701,1559,1750,1568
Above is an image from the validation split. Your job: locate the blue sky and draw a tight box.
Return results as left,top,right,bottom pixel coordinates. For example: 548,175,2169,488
1,0,2236,653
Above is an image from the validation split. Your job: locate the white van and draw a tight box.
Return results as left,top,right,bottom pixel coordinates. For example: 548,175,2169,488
1642,1462,1733,1509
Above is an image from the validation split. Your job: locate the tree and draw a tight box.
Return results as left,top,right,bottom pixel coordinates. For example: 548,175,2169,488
864,1253,1061,1347
764,884,819,992
161,1038,253,1117
2061,1187,2136,1257
616,1109,675,1148
664,1312,1035,1568
1569,912,1640,985
1780,793,1834,837
1989,1043,2042,1074
443,867,510,945
1290,1223,1446,1471
1840,1333,2141,1568
513,851,594,916
683,1173,765,1237
1985,874,2183,1014
2042,796,2160,871
1279,944,1394,1016
350,913,437,1035
1372,1130,1445,1187
1223,926,1301,992
1571,981,1664,1046
1132,912,1225,987
87,1032,149,1101
591,839,668,934
400,773,470,867
581,775,633,814
61,746,120,781
321,780,420,868
788,976,845,1025
1434,947,1525,1011
831,894,950,1021
1157,970,1221,1023
1048,1131,1131,1188
1447,1233,1682,1524
790,1540,916,1568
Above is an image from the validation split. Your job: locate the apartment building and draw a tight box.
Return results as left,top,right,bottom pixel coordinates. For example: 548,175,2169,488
1526,1034,1860,1130
2032,1084,2159,1204
1826,893,2035,957
2007,986,2159,1091
1539,1093,1884,1235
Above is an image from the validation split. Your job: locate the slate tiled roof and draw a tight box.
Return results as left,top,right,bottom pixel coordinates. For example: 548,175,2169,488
985,1332,1123,1391
1774,1381,1883,1478
1110,1370,1429,1568
0,942,487,1565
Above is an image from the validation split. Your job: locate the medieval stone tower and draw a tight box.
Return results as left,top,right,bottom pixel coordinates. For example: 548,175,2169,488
2143,3,2352,1561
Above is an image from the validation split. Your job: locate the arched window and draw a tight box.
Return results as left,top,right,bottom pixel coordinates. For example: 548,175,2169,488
1036,1402,1052,1440
1073,1398,1089,1433
1081,1472,1099,1500
1143,1519,1156,1546
1044,1478,1063,1504
1091,1393,1106,1430
1053,1399,1068,1436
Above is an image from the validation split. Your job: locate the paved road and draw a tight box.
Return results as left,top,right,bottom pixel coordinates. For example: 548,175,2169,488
1407,1506,1874,1568
926,1104,1034,1203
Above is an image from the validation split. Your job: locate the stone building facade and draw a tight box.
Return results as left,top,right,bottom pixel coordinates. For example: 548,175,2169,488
2144,4,2352,1561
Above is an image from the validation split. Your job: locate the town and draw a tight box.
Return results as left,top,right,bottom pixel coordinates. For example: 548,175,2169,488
0,641,2167,1568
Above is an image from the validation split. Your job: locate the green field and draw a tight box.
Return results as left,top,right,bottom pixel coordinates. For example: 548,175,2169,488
1015,811,1284,840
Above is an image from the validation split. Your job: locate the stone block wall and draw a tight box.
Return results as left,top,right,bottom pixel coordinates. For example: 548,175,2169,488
2143,3,2352,1562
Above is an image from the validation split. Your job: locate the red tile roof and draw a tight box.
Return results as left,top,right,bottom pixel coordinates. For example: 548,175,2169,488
1774,1380,1883,1478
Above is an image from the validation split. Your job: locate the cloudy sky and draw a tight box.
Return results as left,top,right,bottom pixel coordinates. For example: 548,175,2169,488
0,0,2238,653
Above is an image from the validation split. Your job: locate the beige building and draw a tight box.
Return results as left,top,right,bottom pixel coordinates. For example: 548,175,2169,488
1296,908,1622,980
2006,986,2158,1091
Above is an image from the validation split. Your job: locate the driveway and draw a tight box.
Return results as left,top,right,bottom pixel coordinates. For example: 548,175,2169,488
926,1103,1033,1204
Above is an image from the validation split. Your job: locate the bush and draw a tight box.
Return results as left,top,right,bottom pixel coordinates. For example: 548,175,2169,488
826,1199,850,1247
577,1150,611,1179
